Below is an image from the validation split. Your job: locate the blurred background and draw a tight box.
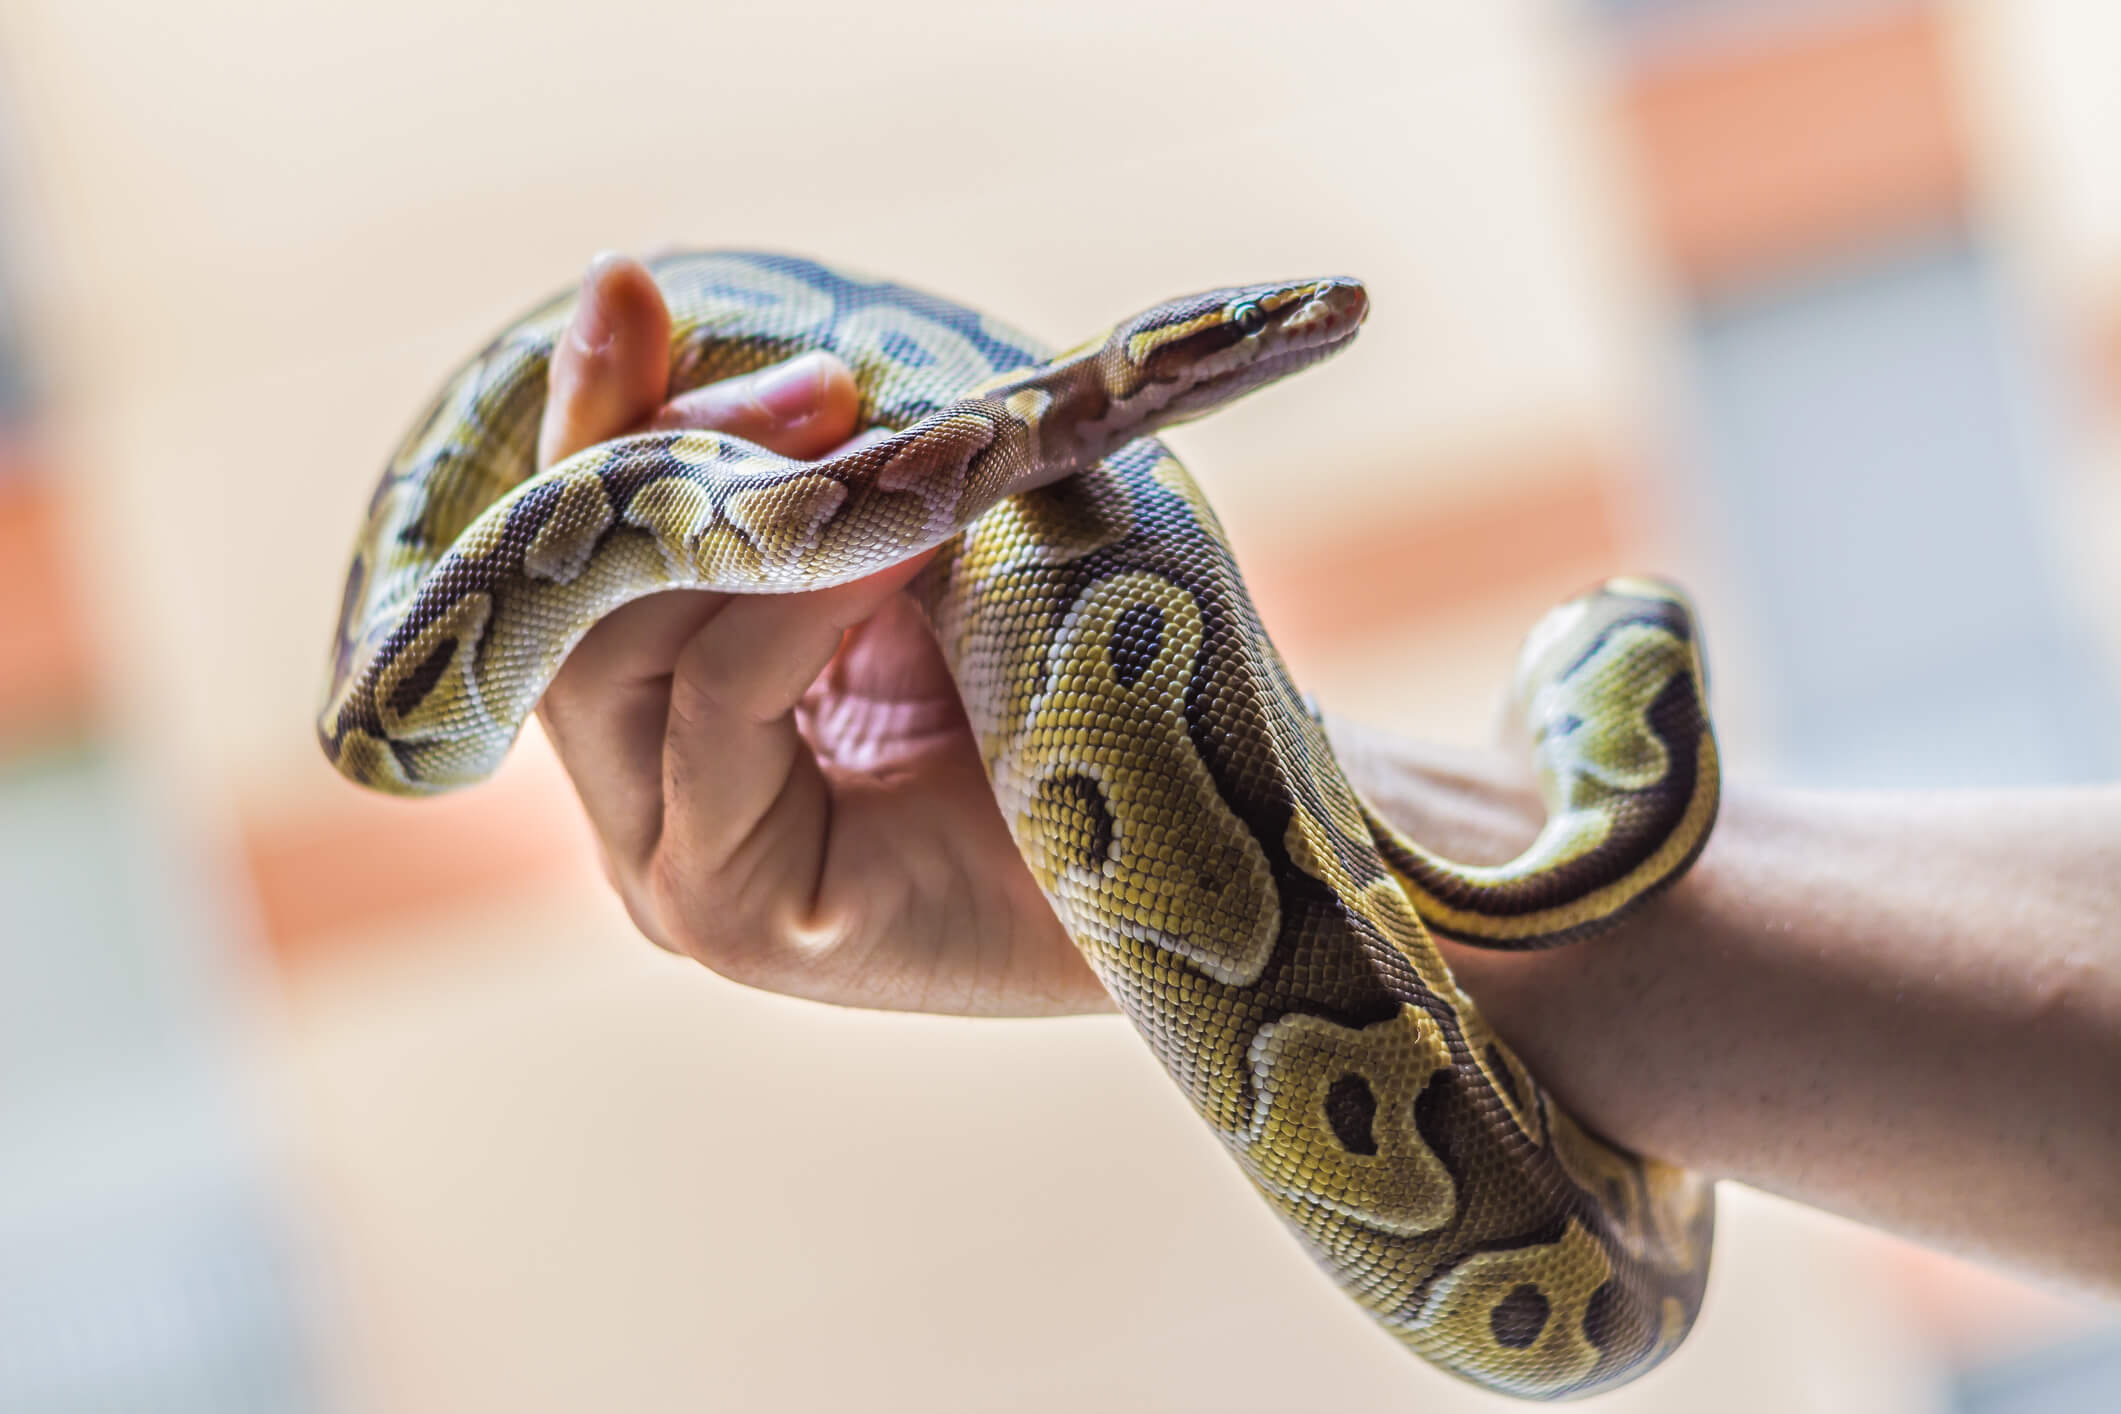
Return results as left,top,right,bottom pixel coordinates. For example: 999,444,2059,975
1,0,2116,1409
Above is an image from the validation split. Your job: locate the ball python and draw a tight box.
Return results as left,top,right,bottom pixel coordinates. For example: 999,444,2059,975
318,252,1720,1399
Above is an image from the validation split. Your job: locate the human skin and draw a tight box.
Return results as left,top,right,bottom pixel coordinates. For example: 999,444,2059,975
534,252,2121,1295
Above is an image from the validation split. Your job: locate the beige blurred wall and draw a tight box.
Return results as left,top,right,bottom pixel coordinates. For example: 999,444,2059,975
0,0,1663,816
1952,0,2121,683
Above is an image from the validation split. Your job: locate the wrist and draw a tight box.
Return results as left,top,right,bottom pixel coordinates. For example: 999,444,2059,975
1322,714,1544,867
1324,711,1721,1160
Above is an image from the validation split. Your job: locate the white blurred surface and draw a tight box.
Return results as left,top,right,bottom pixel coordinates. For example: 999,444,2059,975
0,753,318,1411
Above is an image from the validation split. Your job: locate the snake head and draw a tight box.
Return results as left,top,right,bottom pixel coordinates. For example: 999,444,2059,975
1099,276,1368,430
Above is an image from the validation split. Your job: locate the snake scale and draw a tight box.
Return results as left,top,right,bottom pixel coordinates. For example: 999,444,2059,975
319,252,1720,1399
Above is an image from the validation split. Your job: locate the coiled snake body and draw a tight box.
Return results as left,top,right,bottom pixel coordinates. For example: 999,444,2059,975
321,252,1719,1399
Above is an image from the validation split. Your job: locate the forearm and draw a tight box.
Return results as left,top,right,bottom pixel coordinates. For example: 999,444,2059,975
1331,717,2121,1293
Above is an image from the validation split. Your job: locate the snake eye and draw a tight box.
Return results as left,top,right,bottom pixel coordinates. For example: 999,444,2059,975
1230,301,1267,336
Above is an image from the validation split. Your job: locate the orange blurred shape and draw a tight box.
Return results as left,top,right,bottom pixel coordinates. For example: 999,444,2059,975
1870,1234,2112,1368
1244,445,1628,653
2100,305,2121,414
241,742,599,966
0,468,99,752
1620,7,1968,292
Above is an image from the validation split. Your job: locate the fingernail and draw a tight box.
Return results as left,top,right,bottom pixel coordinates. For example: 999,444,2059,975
751,352,830,423
571,250,626,354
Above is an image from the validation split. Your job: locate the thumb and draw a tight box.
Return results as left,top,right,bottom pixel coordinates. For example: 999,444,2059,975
537,251,673,472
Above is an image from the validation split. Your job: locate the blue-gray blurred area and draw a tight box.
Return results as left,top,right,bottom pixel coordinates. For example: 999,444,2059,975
1956,1335,2121,1414
1687,235,2117,787
1605,2,2120,1405
1589,0,1922,44
0,86,322,1410
0,751,321,1412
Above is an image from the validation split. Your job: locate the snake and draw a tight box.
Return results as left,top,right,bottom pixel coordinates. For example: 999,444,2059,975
318,251,1720,1399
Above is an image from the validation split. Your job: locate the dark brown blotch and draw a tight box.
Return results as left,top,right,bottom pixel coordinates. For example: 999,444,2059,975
1324,1073,1379,1156
388,636,457,720
1140,315,1250,383
1582,1278,1627,1352
1484,1042,1523,1112
1036,771,1115,871
1489,1283,1551,1350
1107,601,1165,687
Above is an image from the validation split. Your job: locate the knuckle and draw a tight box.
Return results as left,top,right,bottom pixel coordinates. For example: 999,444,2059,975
662,661,719,735
533,682,584,739
643,847,779,987
650,383,746,435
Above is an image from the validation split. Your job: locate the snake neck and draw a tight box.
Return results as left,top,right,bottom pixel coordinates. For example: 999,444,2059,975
956,275,1367,487
961,347,1130,484
972,338,1240,485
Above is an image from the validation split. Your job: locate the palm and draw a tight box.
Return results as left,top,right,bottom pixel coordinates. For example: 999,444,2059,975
790,591,1098,1014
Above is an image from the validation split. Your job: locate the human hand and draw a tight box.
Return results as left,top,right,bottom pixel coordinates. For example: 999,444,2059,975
532,253,1112,1016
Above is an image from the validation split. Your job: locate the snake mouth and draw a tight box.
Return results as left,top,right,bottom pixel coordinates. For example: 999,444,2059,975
1249,327,1359,383
1280,278,1369,349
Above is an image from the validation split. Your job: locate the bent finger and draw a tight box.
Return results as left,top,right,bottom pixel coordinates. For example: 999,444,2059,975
642,551,937,968
649,350,862,460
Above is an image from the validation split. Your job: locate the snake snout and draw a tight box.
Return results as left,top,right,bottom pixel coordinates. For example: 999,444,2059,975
1284,278,1368,347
